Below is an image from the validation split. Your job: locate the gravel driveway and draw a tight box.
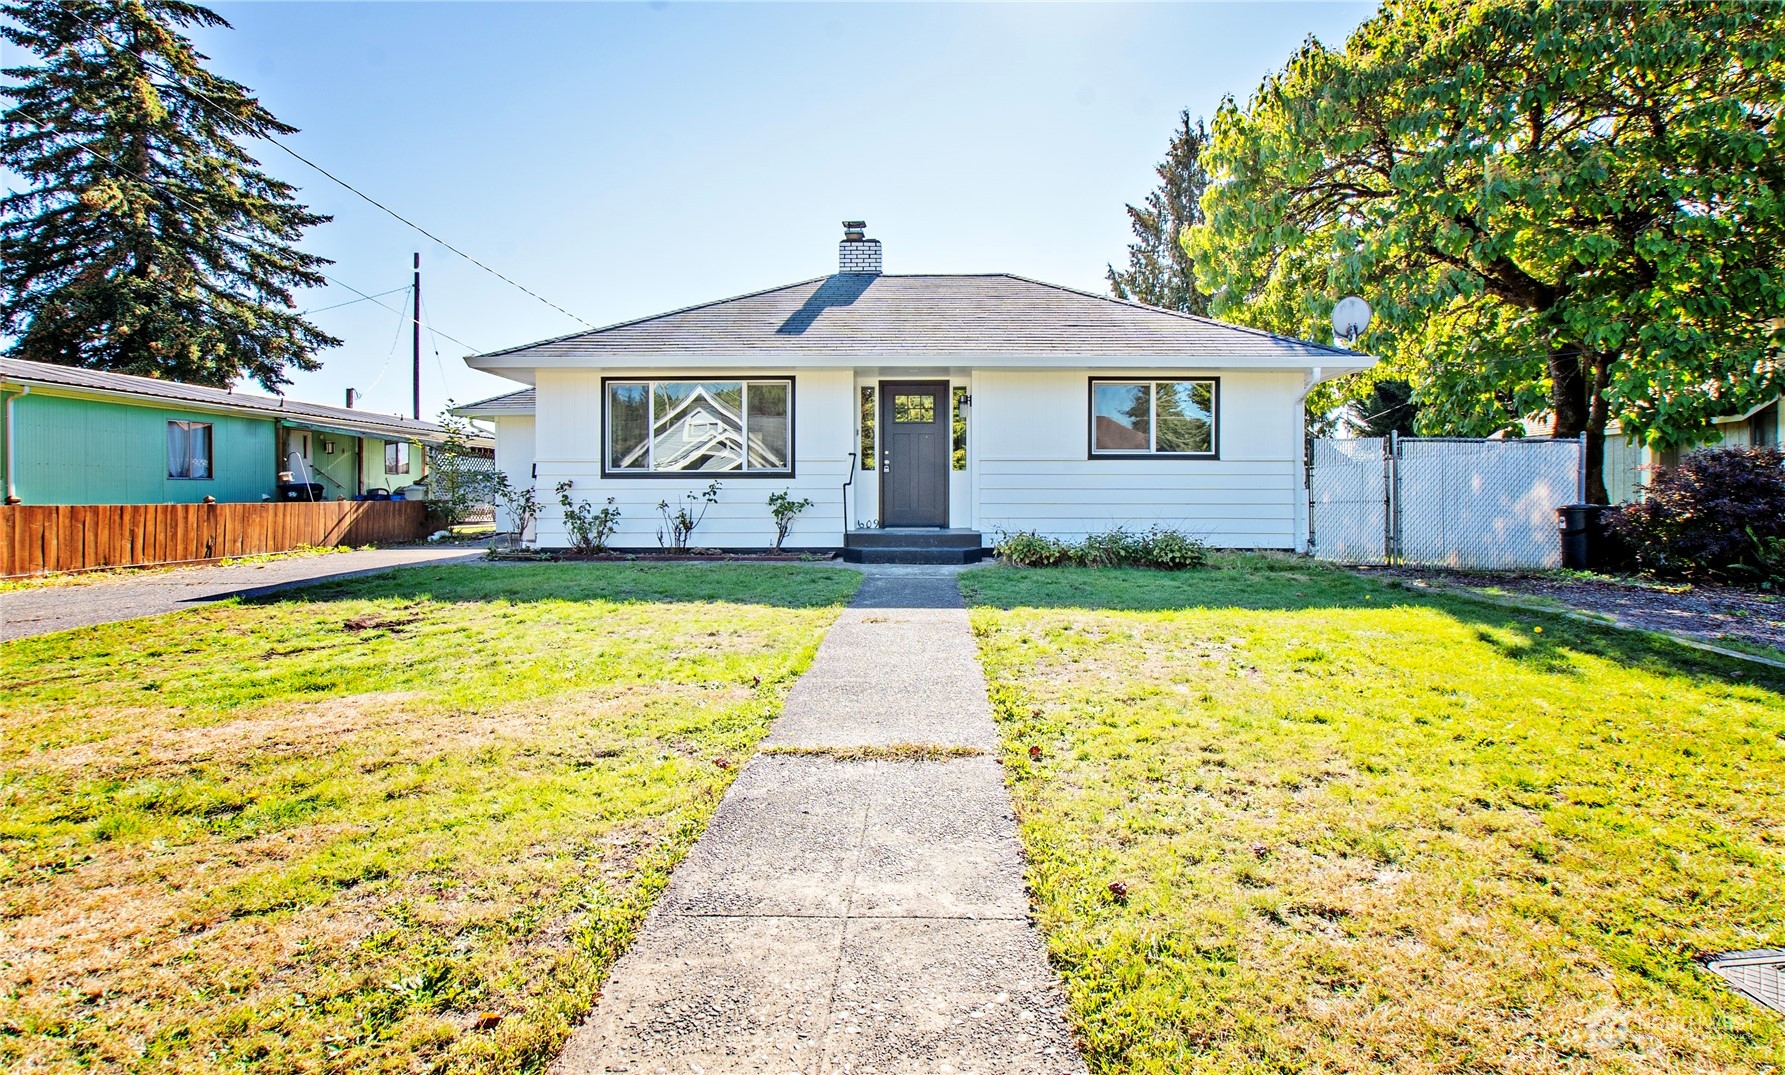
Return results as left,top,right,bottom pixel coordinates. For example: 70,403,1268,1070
1361,565,1785,658
1,546,486,641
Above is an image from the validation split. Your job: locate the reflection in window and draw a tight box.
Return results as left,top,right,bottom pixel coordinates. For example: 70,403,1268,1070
893,394,935,423
859,386,876,471
1090,379,1216,456
606,380,792,473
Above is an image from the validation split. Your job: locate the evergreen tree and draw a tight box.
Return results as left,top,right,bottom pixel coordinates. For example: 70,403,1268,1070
1342,378,1419,439
1107,110,1210,315
0,0,338,391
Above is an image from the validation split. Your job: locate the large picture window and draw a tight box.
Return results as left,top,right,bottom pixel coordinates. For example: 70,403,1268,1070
606,379,793,475
167,421,212,479
1090,379,1217,457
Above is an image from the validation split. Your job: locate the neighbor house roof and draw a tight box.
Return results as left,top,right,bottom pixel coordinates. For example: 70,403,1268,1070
466,274,1366,374
0,357,489,447
451,388,535,418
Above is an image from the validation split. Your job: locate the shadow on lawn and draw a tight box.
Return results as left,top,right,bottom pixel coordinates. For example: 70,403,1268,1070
240,561,863,612
959,558,1785,695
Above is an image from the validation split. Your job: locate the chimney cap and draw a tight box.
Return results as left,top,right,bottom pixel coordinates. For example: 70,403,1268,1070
842,220,867,241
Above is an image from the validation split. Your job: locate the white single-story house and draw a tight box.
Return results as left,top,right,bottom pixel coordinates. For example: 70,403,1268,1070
455,223,1372,561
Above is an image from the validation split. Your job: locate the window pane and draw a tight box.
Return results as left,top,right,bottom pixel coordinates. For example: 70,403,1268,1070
952,386,967,470
1092,383,1150,451
892,394,935,423
608,383,650,469
167,422,189,478
653,381,743,472
746,381,790,470
860,386,876,471
189,424,212,478
1155,381,1213,453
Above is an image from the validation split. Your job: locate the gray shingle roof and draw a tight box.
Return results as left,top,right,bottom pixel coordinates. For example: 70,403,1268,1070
470,274,1358,363
0,357,488,446
452,388,535,416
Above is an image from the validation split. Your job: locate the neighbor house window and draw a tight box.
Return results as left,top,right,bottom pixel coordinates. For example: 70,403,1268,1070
384,441,410,474
167,421,213,479
606,379,793,475
1090,379,1217,456
860,386,876,471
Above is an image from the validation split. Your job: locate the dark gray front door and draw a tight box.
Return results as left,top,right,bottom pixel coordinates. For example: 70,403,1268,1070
880,380,949,527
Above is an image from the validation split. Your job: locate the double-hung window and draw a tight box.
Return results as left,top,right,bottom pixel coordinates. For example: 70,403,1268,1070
167,421,213,479
1089,379,1218,457
606,379,793,475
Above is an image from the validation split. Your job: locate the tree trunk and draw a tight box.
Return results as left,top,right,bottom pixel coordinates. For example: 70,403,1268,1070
1548,345,1590,439
1582,354,1613,505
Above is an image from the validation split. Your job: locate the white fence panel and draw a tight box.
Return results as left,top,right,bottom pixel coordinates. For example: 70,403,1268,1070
1396,439,1580,569
1310,437,1387,563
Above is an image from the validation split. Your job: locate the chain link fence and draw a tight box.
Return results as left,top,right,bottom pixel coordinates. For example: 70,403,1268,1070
1311,436,1584,569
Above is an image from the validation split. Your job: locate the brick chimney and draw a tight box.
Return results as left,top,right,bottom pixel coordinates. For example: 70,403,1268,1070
839,220,882,275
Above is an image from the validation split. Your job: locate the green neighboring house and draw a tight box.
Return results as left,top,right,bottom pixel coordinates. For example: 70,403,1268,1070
0,357,489,506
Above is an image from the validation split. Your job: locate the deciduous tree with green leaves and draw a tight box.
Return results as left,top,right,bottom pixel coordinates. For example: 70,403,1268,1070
1108,110,1211,314
1186,0,1785,502
0,0,338,390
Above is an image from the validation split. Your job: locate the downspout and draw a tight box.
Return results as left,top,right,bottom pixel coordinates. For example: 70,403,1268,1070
4,386,27,504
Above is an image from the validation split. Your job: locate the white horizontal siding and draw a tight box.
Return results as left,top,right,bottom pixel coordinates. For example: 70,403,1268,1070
531,367,854,549
972,368,1302,548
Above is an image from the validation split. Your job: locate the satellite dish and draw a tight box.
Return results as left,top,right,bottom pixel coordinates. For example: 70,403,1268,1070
1331,296,1372,346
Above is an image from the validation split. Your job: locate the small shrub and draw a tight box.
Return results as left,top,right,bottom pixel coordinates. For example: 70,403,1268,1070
491,473,541,548
656,481,722,552
767,491,814,550
994,526,1208,570
554,482,621,554
995,529,1075,567
1135,525,1209,569
1605,446,1785,584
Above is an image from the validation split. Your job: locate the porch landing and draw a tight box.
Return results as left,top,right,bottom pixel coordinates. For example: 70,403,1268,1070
842,527,988,565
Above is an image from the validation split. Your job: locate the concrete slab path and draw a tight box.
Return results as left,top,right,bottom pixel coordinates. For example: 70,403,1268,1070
1,546,485,641
551,565,1086,1075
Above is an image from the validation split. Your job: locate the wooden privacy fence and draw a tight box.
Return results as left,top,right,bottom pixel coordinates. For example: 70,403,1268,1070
1,501,430,577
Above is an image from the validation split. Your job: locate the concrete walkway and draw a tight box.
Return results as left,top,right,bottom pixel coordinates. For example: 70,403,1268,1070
1,546,485,641
552,566,1085,1075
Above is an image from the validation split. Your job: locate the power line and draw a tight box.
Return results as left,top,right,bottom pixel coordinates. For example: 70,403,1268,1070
300,286,407,316
45,7,595,330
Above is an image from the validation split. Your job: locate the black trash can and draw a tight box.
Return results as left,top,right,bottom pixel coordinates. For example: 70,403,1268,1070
1557,504,1610,570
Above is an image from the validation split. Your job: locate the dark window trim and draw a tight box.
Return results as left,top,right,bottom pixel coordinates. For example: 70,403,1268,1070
601,375,797,479
167,419,215,481
1086,377,1221,460
383,439,411,475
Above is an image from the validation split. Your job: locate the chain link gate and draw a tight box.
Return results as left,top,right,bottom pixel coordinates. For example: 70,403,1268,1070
1310,435,1585,569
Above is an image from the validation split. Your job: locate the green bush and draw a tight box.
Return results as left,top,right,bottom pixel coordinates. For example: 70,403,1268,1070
994,526,1208,570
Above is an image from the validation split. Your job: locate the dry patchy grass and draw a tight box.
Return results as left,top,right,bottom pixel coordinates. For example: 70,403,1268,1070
0,562,858,1074
963,555,1785,1075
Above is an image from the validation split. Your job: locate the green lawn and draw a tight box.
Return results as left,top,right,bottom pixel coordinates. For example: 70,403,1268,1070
962,556,1785,1075
0,563,858,1074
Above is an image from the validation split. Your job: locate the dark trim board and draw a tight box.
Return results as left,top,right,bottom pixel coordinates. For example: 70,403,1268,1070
1085,376,1222,461
599,375,798,480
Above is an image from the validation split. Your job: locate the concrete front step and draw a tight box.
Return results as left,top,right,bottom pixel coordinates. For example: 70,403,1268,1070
845,527,984,549
843,528,987,564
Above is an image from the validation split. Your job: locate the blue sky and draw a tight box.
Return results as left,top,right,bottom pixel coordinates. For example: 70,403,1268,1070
54,2,1373,416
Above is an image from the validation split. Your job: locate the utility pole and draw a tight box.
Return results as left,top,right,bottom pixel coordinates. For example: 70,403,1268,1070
411,252,422,420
